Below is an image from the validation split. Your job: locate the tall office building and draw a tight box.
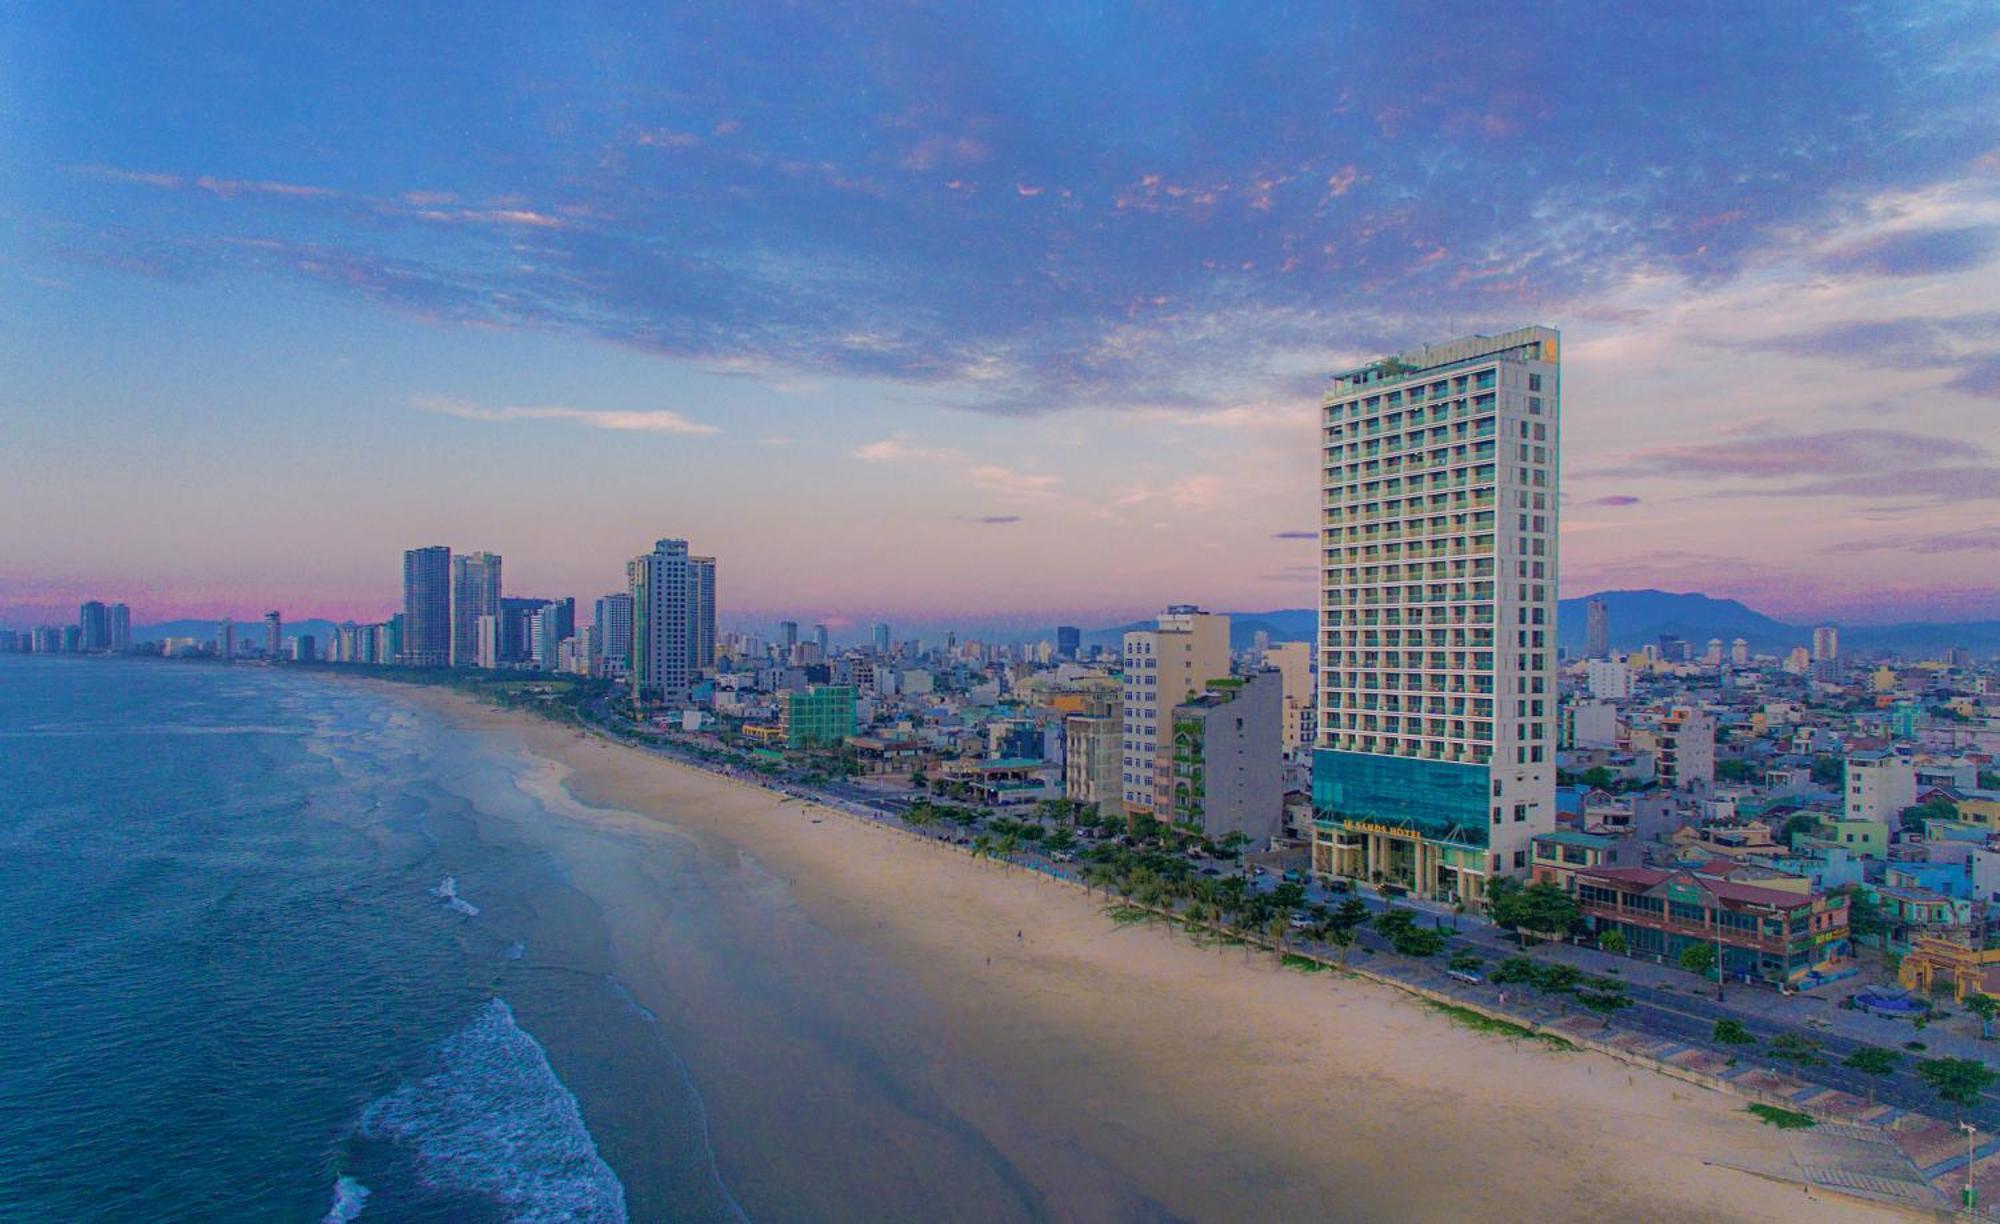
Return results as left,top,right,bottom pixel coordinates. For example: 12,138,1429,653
1811,625,1839,663
216,616,235,661
814,623,830,659
264,611,283,659
475,615,500,670
630,539,693,705
79,601,110,652
1262,640,1315,753
1056,625,1081,660
1313,327,1560,905
779,621,799,653
108,603,130,653
872,622,892,656
499,597,548,666
689,555,717,675
450,551,504,668
1585,597,1608,659
401,546,452,667
531,598,576,670
594,593,634,677
1121,606,1232,818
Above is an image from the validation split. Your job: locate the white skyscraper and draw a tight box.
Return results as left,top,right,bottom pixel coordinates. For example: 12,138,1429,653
1313,327,1560,904
629,538,714,706
1120,606,1231,818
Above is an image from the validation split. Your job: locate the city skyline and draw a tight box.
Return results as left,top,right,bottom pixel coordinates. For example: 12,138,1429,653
5,5,2000,628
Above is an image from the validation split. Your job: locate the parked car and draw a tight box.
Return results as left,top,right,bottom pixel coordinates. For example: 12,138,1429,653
1282,869,1307,884
1447,969,1484,985
1324,879,1353,894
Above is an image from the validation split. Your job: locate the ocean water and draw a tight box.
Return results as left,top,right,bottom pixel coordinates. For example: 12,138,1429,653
0,657,738,1222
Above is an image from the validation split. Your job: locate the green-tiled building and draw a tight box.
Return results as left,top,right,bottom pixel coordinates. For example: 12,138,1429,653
784,685,857,748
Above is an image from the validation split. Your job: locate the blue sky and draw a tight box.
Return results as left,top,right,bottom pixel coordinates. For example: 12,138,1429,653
4,2,1999,628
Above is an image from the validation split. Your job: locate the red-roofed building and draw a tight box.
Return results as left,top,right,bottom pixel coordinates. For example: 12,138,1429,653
1569,863,1851,985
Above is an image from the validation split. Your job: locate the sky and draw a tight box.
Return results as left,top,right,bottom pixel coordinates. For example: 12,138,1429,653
3,2,1999,632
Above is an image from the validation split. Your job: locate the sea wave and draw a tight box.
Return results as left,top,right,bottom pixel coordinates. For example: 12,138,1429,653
360,998,628,1222
321,1175,371,1222
429,875,480,917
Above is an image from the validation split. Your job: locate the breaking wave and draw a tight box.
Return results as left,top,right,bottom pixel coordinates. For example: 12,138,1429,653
359,998,627,1222
321,1175,371,1222
429,875,480,917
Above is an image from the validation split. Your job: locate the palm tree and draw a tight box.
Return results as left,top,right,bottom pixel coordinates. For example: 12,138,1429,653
1969,993,1999,1041
1266,914,1291,962
1326,925,1356,969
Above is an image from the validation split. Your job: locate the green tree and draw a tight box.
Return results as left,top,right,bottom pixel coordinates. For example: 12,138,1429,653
1843,1046,1899,1103
1967,993,1998,1040
1844,1046,1900,1075
1520,884,1581,939
1712,1018,1756,1045
1679,942,1718,979
1598,928,1628,955
1715,758,1755,784
1375,907,1417,939
1840,887,1887,948
1390,926,1447,957
1330,897,1370,933
1265,914,1291,960
1810,754,1844,788
1780,812,1823,846
1579,765,1616,791
1917,1057,1997,1110
1899,798,1958,838
1491,880,1580,946
1325,924,1356,969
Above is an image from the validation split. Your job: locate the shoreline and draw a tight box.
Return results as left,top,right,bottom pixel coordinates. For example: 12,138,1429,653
369,676,1915,1220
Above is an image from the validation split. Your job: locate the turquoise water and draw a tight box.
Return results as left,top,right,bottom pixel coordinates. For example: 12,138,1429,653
0,657,736,1222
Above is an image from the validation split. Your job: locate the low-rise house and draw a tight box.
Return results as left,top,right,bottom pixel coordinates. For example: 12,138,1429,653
1530,830,1633,890
1570,863,1850,985
1867,882,1976,952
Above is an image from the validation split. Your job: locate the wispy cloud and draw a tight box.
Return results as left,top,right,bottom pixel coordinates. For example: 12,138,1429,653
853,434,954,463
959,514,1022,525
1271,529,1315,540
414,395,718,435
1822,525,2000,555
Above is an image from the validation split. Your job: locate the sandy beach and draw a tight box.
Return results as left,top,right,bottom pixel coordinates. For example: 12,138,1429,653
402,685,1910,1222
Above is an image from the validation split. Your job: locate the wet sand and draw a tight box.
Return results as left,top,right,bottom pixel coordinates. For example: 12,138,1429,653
404,687,1909,1222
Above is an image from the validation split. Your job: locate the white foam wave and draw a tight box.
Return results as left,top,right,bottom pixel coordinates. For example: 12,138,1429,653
321,1175,371,1222
360,998,628,1222
429,875,480,916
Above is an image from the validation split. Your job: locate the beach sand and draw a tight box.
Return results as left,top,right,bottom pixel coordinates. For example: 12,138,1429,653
403,687,1908,1222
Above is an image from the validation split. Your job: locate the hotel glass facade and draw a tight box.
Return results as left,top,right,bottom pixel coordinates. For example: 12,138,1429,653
1312,327,1560,905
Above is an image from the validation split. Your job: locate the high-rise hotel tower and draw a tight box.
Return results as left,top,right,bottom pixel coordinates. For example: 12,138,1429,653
1312,327,1559,906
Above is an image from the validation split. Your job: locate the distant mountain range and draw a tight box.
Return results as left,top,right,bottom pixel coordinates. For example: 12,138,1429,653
1079,590,2000,658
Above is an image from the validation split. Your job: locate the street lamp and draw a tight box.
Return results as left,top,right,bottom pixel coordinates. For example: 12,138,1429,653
1963,1122,1979,1212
